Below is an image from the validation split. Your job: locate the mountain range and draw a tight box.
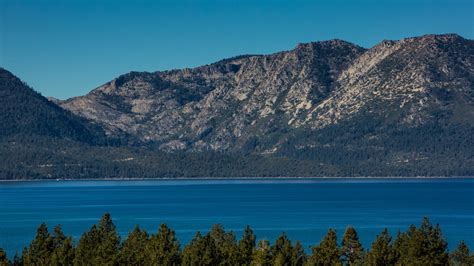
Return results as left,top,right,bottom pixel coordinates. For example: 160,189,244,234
1,33,473,179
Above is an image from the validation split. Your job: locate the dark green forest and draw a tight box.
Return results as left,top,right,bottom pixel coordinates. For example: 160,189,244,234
0,214,472,265
1,133,472,180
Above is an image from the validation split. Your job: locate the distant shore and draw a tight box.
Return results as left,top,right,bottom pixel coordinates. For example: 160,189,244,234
1,176,473,182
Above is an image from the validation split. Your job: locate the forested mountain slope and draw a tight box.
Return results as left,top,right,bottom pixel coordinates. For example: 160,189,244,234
0,68,107,144
1,33,473,179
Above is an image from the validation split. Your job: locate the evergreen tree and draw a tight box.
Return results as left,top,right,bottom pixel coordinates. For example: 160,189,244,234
181,232,219,265
119,225,149,265
341,226,365,265
366,228,395,266
207,224,239,265
50,225,75,266
271,233,294,265
12,252,22,266
251,240,272,266
238,225,256,265
96,213,120,264
422,218,449,265
390,230,407,263
0,248,9,266
74,224,100,265
308,229,341,266
147,223,181,265
392,218,449,265
22,223,53,265
450,241,473,266
292,240,306,266
6,215,472,266
74,213,120,265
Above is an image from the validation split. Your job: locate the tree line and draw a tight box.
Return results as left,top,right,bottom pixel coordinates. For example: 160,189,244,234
2,133,473,180
0,214,472,265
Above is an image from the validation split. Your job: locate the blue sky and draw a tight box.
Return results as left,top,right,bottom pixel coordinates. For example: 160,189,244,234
1,0,473,99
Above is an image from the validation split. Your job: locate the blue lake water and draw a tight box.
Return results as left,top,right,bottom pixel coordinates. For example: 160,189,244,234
1,178,473,257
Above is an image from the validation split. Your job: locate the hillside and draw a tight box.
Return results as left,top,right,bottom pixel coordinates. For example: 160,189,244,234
0,33,473,179
60,34,473,154
60,40,366,152
0,68,107,144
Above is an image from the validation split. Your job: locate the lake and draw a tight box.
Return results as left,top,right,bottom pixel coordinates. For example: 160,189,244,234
1,178,473,257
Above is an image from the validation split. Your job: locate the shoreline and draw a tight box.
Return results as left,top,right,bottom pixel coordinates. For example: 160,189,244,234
1,176,473,182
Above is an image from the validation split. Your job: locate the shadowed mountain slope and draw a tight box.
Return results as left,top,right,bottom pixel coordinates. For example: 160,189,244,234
0,68,108,144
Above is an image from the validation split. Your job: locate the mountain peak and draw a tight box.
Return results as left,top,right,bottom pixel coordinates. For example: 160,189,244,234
295,39,363,51
407,33,464,41
397,33,469,48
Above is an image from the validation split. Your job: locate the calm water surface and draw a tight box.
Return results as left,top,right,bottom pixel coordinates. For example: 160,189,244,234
1,178,473,256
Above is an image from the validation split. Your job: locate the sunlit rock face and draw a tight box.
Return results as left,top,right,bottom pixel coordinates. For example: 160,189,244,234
60,34,474,152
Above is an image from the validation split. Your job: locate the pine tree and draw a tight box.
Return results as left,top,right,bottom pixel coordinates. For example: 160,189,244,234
147,223,181,265
450,240,473,266
0,248,9,266
391,229,408,263
341,226,365,265
393,218,449,265
181,231,219,265
96,213,120,264
22,223,53,265
207,224,239,264
74,224,100,265
251,240,272,266
366,228,395,266
12,252,22,266
271,233,294,266
6,215,470,266
238,225,256,265
423,219,449,265
74,213,120,265
308,229,341,265
50,225,75,266
119,225,149,265
292,240,306,266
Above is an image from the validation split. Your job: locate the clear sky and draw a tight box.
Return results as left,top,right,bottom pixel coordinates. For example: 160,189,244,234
1,0,473,99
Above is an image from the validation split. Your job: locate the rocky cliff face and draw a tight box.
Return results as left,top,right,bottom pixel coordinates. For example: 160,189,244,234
309,34,474,129
60,34,474,153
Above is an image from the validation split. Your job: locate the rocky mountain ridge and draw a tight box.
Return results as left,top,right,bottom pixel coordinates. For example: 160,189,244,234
59,33,473,154
1,33,473,179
